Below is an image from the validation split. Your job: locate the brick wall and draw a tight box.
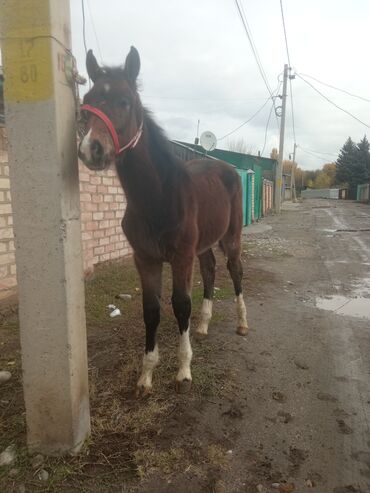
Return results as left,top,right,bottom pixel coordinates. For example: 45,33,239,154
79,163,131,275
0,128,15,297
0,127,131,298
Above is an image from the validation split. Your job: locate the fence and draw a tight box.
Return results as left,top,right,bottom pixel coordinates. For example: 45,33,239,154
301,188,339,200
262,179,273,216
0,128,131,298
357,183,370,203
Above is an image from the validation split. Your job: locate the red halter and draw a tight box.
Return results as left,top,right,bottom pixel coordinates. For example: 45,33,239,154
80,104,143,155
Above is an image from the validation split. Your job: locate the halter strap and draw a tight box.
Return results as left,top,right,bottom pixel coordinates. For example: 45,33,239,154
80,104,143,155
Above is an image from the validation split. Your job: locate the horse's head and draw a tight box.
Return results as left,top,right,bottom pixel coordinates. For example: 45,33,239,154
78,47,142,170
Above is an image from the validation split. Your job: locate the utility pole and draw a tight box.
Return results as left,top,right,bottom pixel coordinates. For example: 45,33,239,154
291,142,297,203
1,0,90,454
274,64,288,213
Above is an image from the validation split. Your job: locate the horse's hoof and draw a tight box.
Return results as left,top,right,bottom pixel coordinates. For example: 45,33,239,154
194,330,208,341
135,385,153,399
175,379,192,394
236,326,249,336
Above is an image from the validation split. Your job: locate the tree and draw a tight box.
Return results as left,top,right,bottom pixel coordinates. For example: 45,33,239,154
227,138,256,155
322,162,336,186
336,137,357,184
336,136,369,198
357,135,370,175
313,171,331,189
270,148,278,160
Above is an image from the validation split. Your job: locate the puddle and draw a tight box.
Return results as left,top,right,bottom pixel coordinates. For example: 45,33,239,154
316,278,370,319
316,295,370,319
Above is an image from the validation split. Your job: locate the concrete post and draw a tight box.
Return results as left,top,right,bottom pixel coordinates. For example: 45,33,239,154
274,64,288,213
0,0,90,454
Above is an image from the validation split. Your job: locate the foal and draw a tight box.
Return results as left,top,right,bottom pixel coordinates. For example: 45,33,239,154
78,47,248,395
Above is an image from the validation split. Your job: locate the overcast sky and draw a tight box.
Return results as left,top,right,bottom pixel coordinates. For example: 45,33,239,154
70,0,370,170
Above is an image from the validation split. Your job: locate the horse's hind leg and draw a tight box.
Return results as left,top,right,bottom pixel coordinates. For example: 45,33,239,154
220,236,249,336
171,255,194,393
134,255,163,397
196,249,216,336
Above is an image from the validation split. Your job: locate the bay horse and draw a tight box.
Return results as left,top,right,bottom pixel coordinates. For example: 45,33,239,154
78,47,249,396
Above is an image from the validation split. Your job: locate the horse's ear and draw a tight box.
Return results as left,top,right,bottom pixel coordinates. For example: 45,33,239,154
124,46,140,84
86,49,103,82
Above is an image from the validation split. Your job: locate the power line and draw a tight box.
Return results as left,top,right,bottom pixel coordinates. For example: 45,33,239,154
238,0,271,93
297,73,370,128
233,0,275,103
289,74,296,143
279,0,296,149
81,0,88,57
86,0,103,62
261,100,275,156
279,0,291,68
218,95,271,141
261,80,282,156
298,146,336,162
143,95,273,102
298,73,370,104
299,146,337,157
234,0,280,130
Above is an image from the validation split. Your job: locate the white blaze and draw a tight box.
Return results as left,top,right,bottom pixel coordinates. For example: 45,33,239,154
80,128,92,161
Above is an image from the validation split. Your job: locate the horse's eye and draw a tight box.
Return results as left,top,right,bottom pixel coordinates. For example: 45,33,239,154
119,98,130,108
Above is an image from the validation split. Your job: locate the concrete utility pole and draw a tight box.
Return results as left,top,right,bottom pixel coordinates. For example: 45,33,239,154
1,0,90,454
274,64,288,213
291,142,297,203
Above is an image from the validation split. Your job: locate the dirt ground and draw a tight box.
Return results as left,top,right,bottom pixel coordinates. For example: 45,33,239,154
1,199,370,493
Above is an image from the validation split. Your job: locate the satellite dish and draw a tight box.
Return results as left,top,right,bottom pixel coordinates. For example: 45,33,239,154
200,131,217,151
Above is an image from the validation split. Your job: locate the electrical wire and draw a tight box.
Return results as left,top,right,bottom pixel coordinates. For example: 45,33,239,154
297,73,370,128
238,0,271,93
81,0,88,57
299,146,337,158
86,0,103,63
261,80,282,156
261,100,275,156
218,95,271,141
279,0,291,68
279,0,297,158
234,0,279,128
298,73,370,104
298,146,336,162
289,75,296,143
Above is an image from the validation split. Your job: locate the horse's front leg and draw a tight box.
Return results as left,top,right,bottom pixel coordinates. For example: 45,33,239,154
171,255,194,393
134,255,163,397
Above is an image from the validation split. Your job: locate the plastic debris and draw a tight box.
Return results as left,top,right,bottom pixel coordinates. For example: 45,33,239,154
0,371,12,384
115,294,132,301
0,445,16,466
110,308,121,318
38,469,49,481
107,304,122,318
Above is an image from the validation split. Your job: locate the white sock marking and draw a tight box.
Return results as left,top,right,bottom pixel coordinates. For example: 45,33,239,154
197,299,213,335
137,345,159,389
80,128,92,161
177,328,192,381
237,294,248,329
